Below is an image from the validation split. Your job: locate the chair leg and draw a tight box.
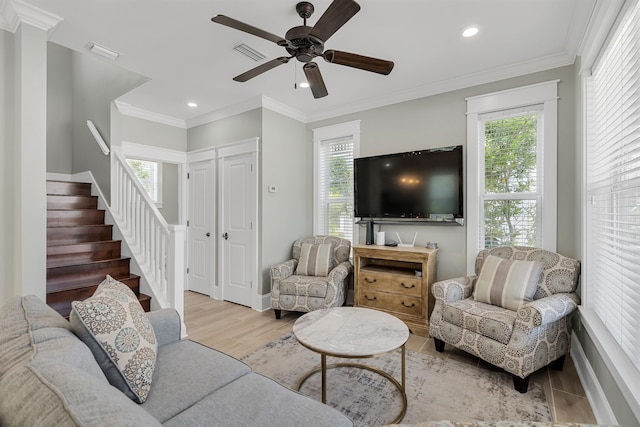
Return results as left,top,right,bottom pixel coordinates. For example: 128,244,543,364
512,374,530,393
434,338,445,353
274,309,281,320
550,355,566,371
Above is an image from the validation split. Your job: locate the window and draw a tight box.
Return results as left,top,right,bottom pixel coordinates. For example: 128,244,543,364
583,0,640,392
126,158,163,207
313,121,360,244
480,107,543,248
466,81,558,273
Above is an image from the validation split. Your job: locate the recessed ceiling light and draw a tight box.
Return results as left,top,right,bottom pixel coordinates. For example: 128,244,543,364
462,26,479,38
187,102,198,108
299,82,310,88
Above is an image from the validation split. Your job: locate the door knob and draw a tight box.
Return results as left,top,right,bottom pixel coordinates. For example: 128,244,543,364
222,232,229,240
206,232,210,237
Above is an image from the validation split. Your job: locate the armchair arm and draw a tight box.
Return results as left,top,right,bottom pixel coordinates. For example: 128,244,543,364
327,260,352,285
515,293,580,330
270,259,297,281
431,276,476,303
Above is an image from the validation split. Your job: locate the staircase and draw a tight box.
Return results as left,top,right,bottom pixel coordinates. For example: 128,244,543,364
46,180,150,318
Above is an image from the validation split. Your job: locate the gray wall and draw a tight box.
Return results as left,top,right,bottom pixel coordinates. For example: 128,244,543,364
69,49,148,200
260,108,308,294
47,43,73,174
120,113,187,151
307,65,577,281
114,110,187,225
159,162,179,224
187,109,262,151
0,29,15,305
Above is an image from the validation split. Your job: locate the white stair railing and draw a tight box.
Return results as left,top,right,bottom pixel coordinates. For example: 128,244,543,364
110,148,186,332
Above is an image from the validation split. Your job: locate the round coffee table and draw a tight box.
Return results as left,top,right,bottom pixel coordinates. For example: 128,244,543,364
292,306,409,424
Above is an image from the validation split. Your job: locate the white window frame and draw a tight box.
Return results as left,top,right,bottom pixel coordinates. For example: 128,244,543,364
579,0,640,421
121,141,188,223
466,81,558,274
126,157,163,207
312,120,361,243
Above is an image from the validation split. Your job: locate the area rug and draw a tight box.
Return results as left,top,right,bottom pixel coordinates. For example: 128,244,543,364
241,333,551,427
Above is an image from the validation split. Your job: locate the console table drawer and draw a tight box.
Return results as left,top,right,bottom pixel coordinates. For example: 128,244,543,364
358,289,423,317
358,270,422,297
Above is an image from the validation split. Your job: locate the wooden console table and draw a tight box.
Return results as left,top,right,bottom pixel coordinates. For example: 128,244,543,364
353,245,438,337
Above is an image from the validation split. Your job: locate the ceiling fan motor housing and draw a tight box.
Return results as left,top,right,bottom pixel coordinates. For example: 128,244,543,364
285,26,324,62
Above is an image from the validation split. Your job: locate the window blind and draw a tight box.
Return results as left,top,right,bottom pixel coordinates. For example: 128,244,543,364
478,107,544,249
317,136,354,242
585,0,640,372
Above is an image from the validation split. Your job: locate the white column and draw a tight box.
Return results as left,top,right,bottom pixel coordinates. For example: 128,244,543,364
13,22,47,299
168,225,187,337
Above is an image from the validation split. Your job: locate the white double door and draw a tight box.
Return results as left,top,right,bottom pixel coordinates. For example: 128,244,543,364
187,144,257,308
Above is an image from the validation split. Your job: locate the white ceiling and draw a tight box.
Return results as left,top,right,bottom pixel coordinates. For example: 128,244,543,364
19,0,595,126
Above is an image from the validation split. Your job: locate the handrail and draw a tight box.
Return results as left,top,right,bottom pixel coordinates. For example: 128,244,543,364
110,148,185,334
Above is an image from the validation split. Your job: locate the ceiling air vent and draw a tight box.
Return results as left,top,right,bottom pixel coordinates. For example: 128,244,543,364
233,43,266,62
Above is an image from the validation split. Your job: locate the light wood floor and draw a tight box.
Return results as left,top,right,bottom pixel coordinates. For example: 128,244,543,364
184,291,597,424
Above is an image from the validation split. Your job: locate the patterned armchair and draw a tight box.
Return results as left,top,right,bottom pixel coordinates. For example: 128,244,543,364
429,246,581,393
270,236,352,319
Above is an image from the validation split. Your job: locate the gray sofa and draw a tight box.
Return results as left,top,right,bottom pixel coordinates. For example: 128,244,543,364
0,295,353,427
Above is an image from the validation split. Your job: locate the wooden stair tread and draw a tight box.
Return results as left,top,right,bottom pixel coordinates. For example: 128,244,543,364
47,273,141,295
45,180,151,318
47,242,123,267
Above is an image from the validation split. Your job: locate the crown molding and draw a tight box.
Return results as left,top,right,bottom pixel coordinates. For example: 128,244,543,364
115,49,578,129
0,0,62,34
115,100,187,129
186,95,307,128
305,51,576,123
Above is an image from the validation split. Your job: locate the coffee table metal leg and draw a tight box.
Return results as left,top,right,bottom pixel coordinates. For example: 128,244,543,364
321,354,327,404
402,344,406,389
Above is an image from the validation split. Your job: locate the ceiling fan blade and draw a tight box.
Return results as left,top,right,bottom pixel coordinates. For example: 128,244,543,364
308,0,360,42
212,15,289,46
303,62,328,98
233,57,291,82
323,50,394,75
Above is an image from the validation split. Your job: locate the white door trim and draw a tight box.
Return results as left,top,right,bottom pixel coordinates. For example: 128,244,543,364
216,138,259,309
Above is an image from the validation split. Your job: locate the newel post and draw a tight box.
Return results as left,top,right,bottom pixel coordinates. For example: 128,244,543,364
168,225,187,337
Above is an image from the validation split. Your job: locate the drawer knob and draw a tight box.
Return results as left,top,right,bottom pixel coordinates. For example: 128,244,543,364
364,295,377,301
364,277,377,284
401,301,416,308
401,283,416,289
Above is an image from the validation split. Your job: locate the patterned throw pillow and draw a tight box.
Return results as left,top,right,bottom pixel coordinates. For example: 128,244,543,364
473,255,544,311
296,242,334,277
70,276,157,403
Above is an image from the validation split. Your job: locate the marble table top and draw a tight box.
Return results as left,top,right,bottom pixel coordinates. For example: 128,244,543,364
292,307,410,357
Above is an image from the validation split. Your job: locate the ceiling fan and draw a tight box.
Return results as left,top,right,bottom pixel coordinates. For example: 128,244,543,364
211,0,394,99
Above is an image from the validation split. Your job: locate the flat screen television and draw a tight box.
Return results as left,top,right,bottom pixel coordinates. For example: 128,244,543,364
354,145,463,220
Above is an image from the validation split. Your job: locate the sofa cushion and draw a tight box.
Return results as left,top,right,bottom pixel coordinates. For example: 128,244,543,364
70,276,157,403
473,255,543,311
296,242,334,277
0,295,107,381
0,358,161,427
442,299,517,345
163,372,353,427
141,339,252,423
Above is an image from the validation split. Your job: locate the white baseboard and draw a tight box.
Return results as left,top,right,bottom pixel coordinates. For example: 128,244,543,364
254,292,271,312
571,331,618,424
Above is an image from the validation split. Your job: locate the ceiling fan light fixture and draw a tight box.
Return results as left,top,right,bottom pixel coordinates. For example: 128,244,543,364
462,26,479,38
89,42,120,60
187,101,198,108
299,82,310,88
